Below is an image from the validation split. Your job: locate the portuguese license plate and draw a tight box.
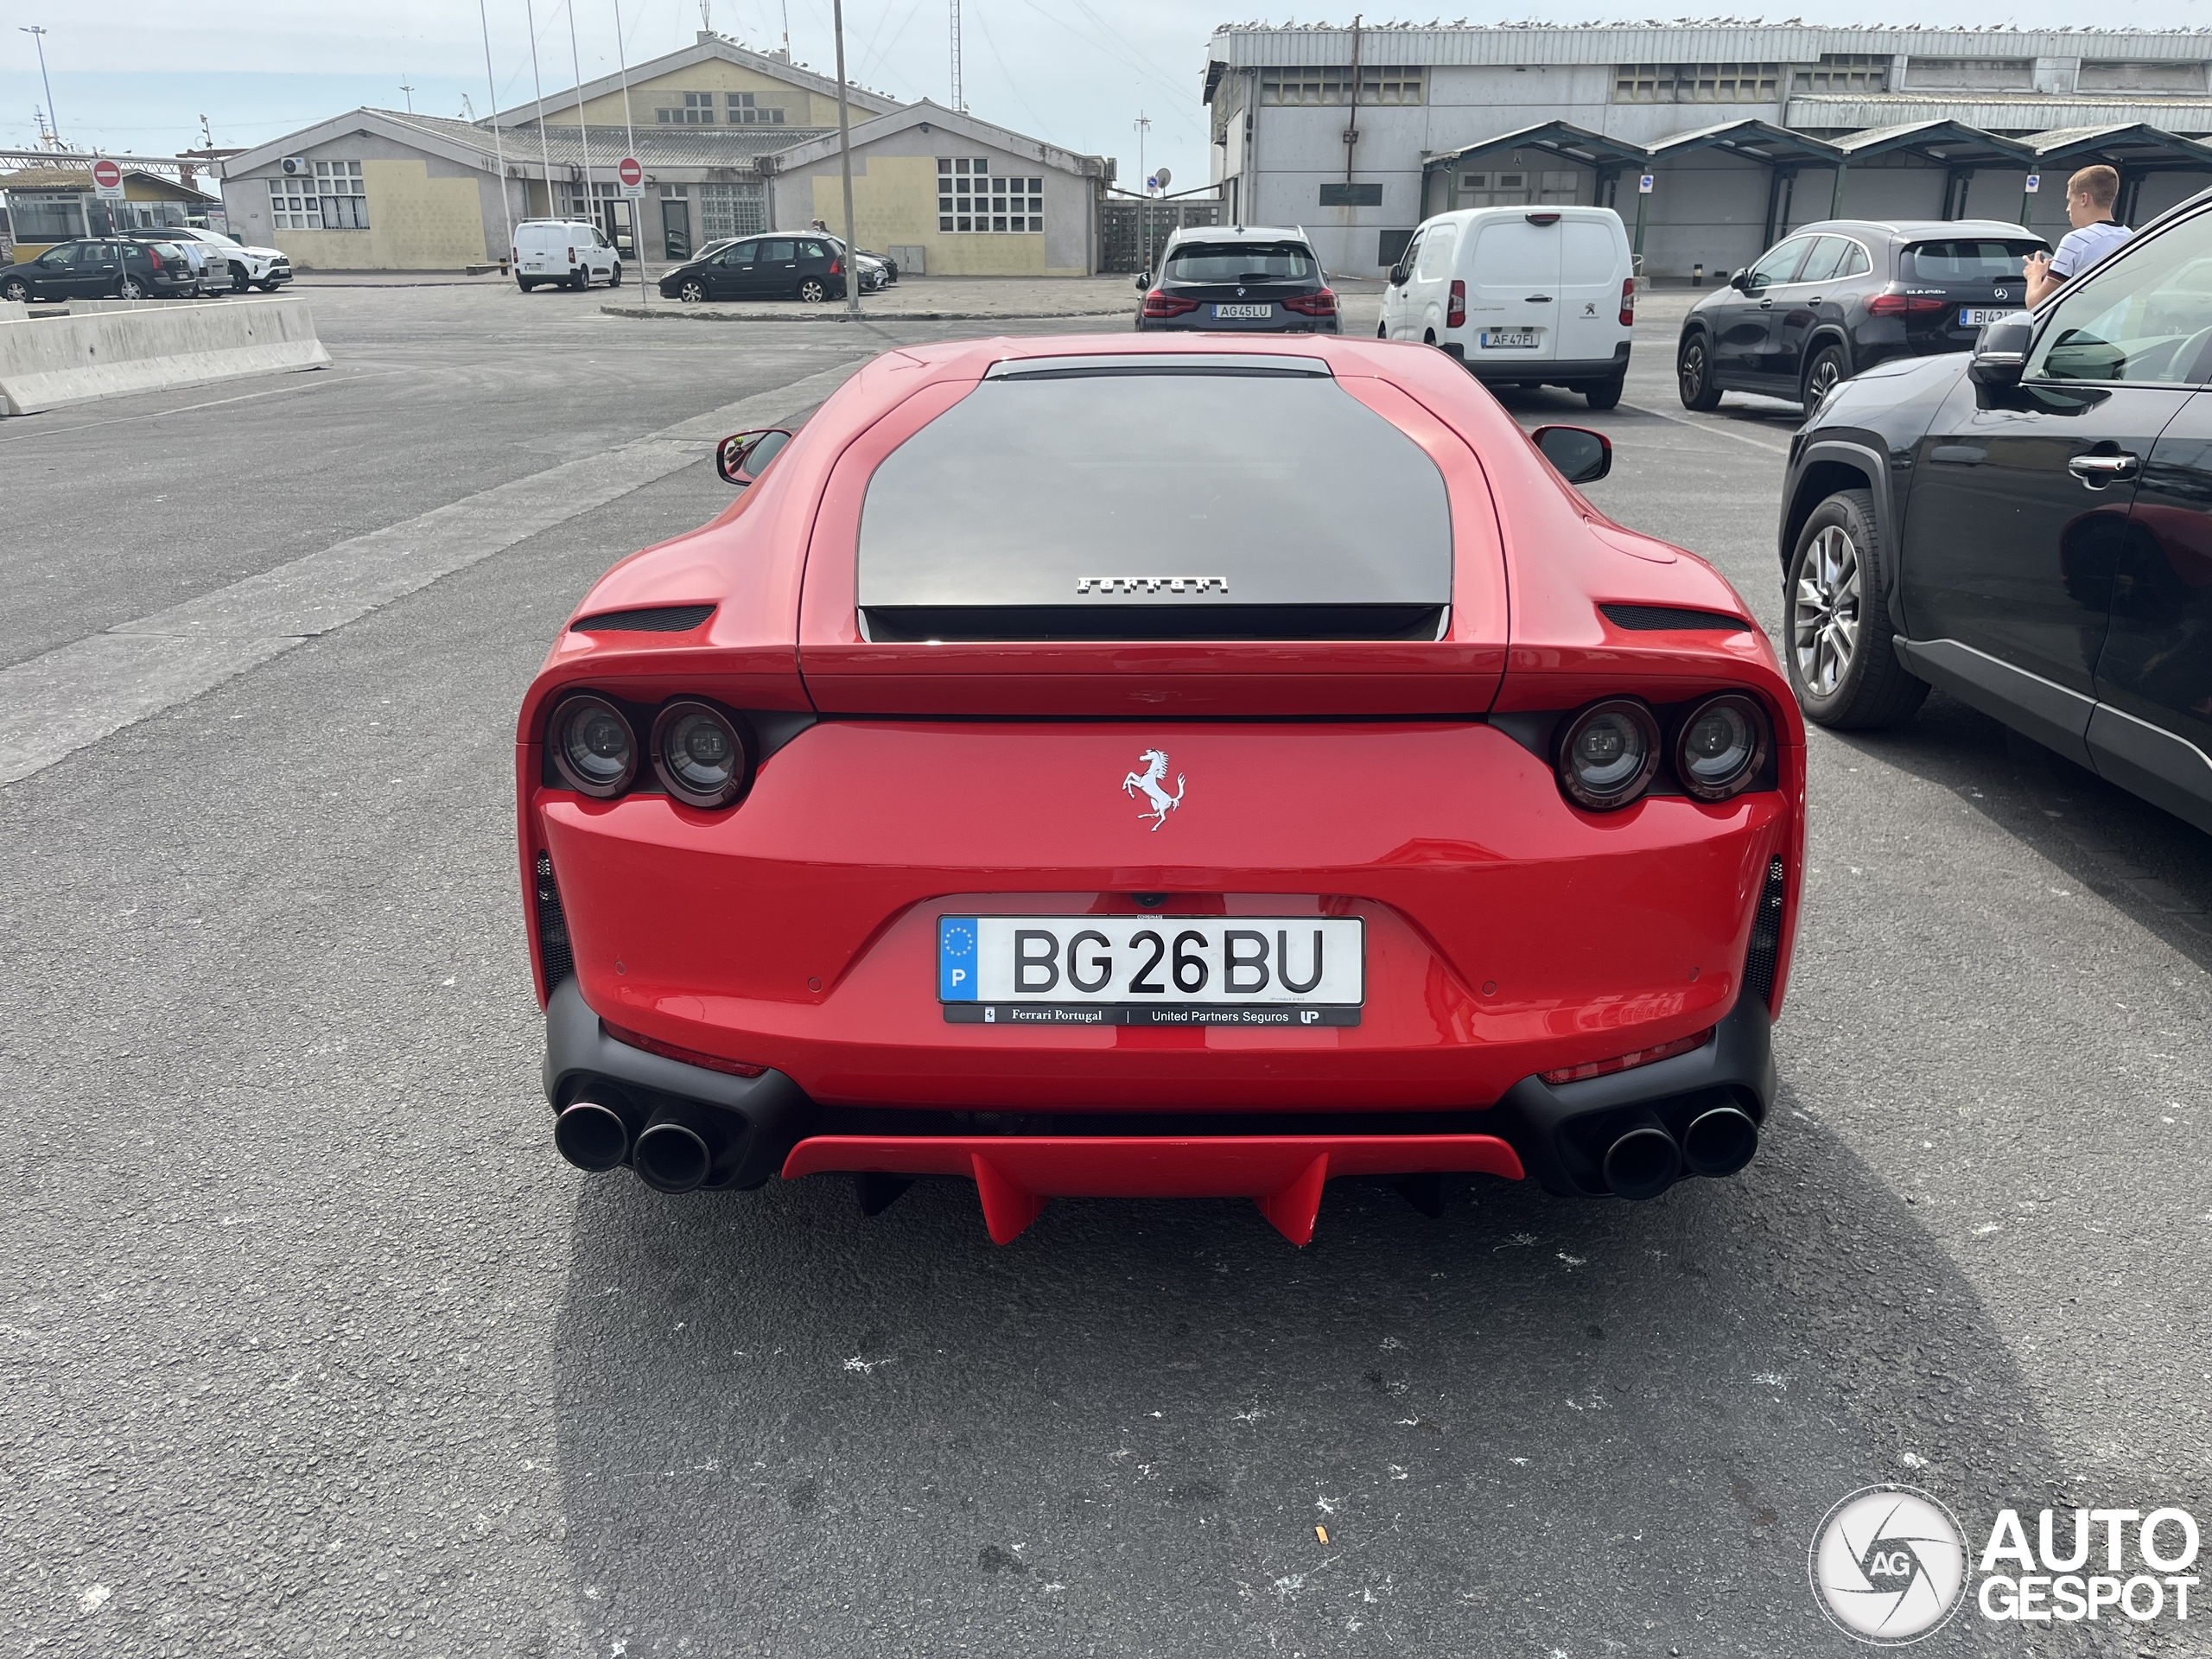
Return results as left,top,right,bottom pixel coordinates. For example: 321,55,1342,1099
938,915,1364,1026
1961,308,2016,327
1479,327,1541,349
1212,303,1273,319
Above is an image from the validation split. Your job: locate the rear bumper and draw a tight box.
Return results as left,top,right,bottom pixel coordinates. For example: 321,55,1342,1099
1451,346,1630,383
1135,315,1344,334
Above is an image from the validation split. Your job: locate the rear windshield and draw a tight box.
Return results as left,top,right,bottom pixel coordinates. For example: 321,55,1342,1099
1900,239,2044,282
857,367,1451,610
1165,243,1317,283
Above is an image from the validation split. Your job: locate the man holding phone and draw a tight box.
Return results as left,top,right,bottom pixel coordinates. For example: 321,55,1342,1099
2023,165,2133,306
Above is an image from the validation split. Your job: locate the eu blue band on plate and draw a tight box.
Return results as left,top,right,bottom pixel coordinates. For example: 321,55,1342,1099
939,917,979,1001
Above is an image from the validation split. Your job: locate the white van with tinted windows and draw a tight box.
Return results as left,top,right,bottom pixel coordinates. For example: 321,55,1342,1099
1379,206,1635,407
513,219,621,291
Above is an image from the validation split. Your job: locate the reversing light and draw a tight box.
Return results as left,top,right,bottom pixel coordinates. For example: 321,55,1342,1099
651,700,752,809
550,694,636,798
1675,693,1770,802
1556,698,1660,810
1446,278,1466,329
1541,1027,1713,1085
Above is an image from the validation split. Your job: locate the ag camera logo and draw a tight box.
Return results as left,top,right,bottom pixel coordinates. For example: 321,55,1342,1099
1810,1484,1970,1644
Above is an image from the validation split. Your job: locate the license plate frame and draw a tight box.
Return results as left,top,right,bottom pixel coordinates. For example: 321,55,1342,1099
1212,303,1274,320
938,914,1364,1026
1478,327,1543,349
1961,307,2017,327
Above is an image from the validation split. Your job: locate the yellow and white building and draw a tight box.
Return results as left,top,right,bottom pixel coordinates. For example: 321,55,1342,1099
219,33,1112,275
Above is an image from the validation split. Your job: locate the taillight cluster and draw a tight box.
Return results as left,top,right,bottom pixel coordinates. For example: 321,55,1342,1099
1143,290,1201,318
829,256,843,276
1283,289,1338,316
1618,277,1636,327
1446,279,1466,329
1554,692,1770,811
1868,291,1947,318
548,692,754,810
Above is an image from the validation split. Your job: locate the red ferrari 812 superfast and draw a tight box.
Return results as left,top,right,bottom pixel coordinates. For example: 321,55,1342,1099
517,333,1803,1245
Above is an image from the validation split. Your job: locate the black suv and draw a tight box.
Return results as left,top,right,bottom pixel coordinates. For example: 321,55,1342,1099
1777,187,2212,835
1135,226,1339,333
1679,219,2049,411
0,237,199,302
658,234,847,303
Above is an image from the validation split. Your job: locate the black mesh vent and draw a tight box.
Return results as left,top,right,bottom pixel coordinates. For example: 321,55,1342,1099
1599,603,1749,632
862,603,1446,642
1741,855,1787,1010
534,851,574,989
570,604,715,633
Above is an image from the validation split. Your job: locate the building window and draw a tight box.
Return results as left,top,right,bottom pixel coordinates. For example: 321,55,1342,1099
8,192,86,241
1790,53,1891,94
315,160,368,229
1317,181,1382,207
937,157,1042,232
698,181,766,240
1902,57,2033,92
2078,59,2209,92
1613,61,1781,103
726,92,787,126
658,91,717,124
1260,65,1423,105
1456,168,1577,207
562,181,620,218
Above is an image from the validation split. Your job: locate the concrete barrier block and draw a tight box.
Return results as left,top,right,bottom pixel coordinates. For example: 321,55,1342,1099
0,299,332,416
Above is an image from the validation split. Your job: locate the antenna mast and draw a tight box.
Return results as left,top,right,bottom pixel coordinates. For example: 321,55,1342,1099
950,0,963,111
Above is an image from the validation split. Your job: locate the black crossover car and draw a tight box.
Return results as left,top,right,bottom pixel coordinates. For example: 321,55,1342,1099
1777,187,2212,835
0,237,200,302
659,234,848,303
1680,219,2049,411
1135,226,1339,333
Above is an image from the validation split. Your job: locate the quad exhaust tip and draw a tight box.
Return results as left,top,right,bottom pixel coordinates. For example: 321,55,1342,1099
1603,1114,1681,1201
632,1115,715,1193
554,1097,631,1173
1681,1103,1759,1179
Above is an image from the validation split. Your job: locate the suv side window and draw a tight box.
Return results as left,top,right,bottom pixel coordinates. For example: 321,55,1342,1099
1795,236,1851,285
2027,211,2212,385
1746,237,1813,289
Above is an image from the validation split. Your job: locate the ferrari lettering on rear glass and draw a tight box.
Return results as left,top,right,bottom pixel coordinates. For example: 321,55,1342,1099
1074,575,1230,595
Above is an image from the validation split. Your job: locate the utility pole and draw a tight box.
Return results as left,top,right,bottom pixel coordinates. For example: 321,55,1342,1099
832,0,861,320
1135,111,1152,273
19,27,60,147
522,0,556,218
949,0,963,112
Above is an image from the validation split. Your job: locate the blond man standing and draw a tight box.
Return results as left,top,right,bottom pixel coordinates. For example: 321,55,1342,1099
2023,165,2134,306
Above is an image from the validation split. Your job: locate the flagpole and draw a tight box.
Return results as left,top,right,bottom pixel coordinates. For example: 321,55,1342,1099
477,0,516,269
613,0,646,305
831,0,861,320
564,0,597,243
523,0,556,219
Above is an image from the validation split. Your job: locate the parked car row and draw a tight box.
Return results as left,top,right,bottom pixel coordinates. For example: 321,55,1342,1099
0,229,292,303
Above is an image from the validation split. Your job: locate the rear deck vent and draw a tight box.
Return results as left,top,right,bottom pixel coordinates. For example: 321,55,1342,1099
1600,603,1749,632
1740,856,1787,1010
863,603,1447,643
570,604,715,633
534,851,574,990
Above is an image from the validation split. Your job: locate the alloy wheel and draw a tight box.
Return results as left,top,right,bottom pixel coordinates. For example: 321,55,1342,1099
1805,353,1842,406
799,279,827,302
1,280,26,303
679,280,705,303
1794,524,1862,698
118,277,144,299
1679,341,1707,403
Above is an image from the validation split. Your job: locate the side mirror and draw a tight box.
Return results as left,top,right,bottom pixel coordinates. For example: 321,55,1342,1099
716,427,793,487
1388,263,1408,287
1532,424,1612,485
1728,269,1752,293
1135,270,1150,291
1967,310,2036,391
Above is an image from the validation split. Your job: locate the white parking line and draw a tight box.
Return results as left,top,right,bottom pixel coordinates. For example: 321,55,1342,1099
1619,399,1795,455
0,359,867,787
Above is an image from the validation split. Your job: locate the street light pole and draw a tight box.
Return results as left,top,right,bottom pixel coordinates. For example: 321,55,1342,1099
831,0,861,320
20,26,60,147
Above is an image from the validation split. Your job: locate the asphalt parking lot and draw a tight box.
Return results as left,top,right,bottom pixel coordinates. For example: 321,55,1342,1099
3,279,2208,1657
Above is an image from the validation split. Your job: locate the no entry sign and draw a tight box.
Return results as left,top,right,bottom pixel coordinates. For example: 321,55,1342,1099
92,158,125,200
617,156,645,200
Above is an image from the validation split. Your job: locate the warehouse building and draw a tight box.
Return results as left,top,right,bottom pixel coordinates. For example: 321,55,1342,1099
1205,24,2212,277
219,33,1110,275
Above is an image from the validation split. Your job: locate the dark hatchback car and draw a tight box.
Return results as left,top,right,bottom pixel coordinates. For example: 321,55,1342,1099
0,237,199,302
1135,226,1339,333
659,234,847,304
1777,187,2212,836
1678,219,2049,411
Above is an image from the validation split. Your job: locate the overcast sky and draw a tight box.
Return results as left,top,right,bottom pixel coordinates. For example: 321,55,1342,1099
3,0,2208,192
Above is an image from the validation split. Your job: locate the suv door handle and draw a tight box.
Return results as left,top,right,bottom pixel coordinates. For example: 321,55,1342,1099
2068,452,2142,485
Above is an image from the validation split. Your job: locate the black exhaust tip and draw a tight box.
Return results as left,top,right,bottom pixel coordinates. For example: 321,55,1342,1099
1603,1118,1681,1200
633,1114,715,1193
1681,1103,1759,1178
554,1097,632,1173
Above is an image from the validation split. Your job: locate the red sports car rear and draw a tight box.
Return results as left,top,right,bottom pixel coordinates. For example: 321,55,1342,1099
517,334,1804,1244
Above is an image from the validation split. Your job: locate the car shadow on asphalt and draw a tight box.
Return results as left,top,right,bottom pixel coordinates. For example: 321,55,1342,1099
546,1101,2061,1655
1825,689,2212,976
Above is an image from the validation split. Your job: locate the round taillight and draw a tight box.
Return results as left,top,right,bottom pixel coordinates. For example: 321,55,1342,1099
1675,693,1770,802
550,694,636,798
651,700,751,809
1557,698,1660,810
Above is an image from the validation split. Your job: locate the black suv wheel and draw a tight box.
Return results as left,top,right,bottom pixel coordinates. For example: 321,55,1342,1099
1800,341,1848,410
1785,489,1928,729
1677,332,1720,410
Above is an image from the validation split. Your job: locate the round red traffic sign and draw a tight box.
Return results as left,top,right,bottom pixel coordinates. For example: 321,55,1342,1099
92,158,123,190
617,156,642,188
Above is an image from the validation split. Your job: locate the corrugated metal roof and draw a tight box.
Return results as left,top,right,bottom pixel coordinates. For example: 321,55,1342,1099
1209,23,2212,69
368,110,832,171
1789,94,2212,135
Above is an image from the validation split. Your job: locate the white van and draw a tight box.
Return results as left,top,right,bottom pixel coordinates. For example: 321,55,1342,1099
513,219,622,291
1379,206,1635,407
